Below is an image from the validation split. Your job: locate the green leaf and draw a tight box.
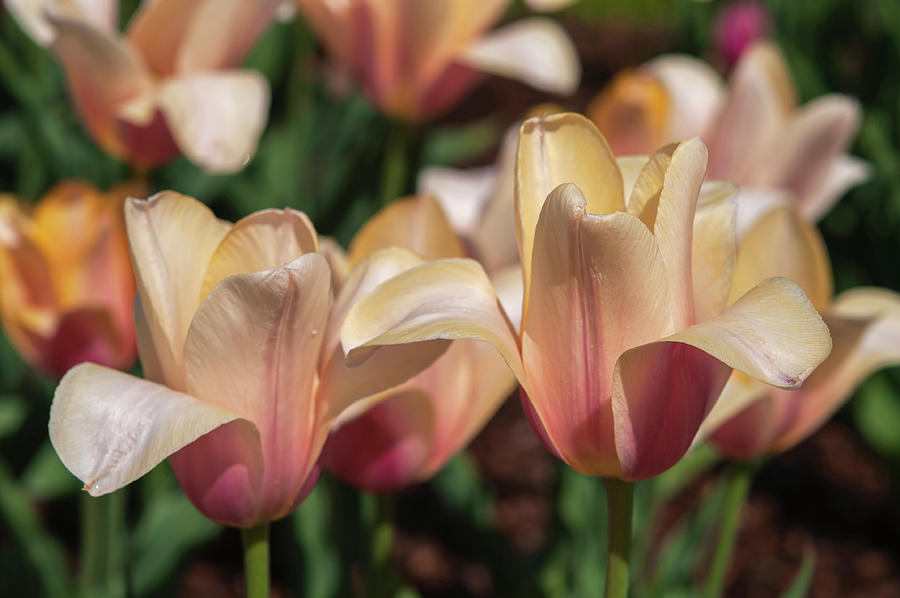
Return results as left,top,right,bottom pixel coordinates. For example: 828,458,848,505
853,371,900,458
291,482,342,598
431,454,493,527
779,550,817,598
22,440,80,499
420,118,501,167
0,394,26,438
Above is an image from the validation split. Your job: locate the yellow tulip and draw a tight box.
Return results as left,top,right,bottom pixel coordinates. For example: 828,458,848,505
340,113,832,480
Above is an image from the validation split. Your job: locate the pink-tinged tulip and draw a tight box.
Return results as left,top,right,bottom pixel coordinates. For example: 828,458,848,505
589,42,868,222
0,181,138,379
6,0,279,172
697,204,900,459
295,0,580,121
338,113,832,481
712,1,772,66
48,192,447,527
321,195,518,491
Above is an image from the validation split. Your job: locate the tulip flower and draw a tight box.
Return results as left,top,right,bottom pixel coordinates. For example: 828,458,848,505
698,204,900,460
712,1,772,66
321,195,518,492
49,192,447,530
6,0,279,172
294,0,581,121
589,42,868,223
0,180,137,379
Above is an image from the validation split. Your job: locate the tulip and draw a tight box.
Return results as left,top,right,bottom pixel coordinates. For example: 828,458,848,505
6,0,279,172
294,0,581,121
712,0,772,66
589,42,868,222
0,180,137,379
698,204,900,460
321,195,518,492
49,192,447,529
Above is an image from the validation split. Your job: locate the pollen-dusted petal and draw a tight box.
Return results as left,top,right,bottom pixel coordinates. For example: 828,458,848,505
729,205,832,313
516,113,624,305
692,181,737,322
125,192,231,389
347,195,465,266
49,363,239,496
669,277,831,389
183,253,331,521
201,208,318,299
158,70,269,174
461,18,580,95
521,184,672,476
340,257,524,385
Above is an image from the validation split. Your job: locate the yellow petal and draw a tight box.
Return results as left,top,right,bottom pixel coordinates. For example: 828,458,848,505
728,205,832,313
347,195,465,266
201,208,318,299
516,113,624,308
49,363,238,496
125,192,231,389
692,181,737,321
587,71,671,157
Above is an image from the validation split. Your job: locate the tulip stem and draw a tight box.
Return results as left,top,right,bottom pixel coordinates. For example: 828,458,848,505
367,494,397,597
378,125,411,206
80,490,126,598
703,462,753,598
242,523,270,598
604,478,634,598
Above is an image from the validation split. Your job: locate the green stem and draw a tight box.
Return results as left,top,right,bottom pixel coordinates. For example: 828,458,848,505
80,490,127,598
605,478,634,598
367,494,396,598
702,462,753,598
242,523,271,598
378,125,411,207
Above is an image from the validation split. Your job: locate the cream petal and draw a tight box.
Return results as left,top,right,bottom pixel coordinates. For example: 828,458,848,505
417,166,497,239
670,277,831,389
692,181,737,322
696,370,771,447
516,113,624,306
734,188,791,239
317,236,350,294
182,253,330,518
201,208,318,299
625,144,675,223
125,193,231,389
491,265,524,334
347,195,465,266
643,54,726,142
802,154,870,222
617,155,649,201
705,380,779,460
340,257,524,384
7,0,117,45
521,184,672,476
461,18,580,95
158,70,270,174
471,125,519,273
523,0,578,11
728,204,832,313
49,363,238,496
126,0,205,76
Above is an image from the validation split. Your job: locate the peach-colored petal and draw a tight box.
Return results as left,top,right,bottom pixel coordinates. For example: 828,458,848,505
461,18,580,95
417,166,496,239
587,71,671,157
318,236,350,293
523,0,578,11
521,184,672,476
696,370,770,447
157,70,270,174
49,363,239,496
471,125,520,273
706,41,796,182
705,379,778,460
516,113,624,306
643,54,726,142
201,208,318,299
183,253,330,522
347,195,465,267
6,0,117,45
692,181,737,322
39,308,122,378
125,192,231,389
802,154,870,222
728,204,832,313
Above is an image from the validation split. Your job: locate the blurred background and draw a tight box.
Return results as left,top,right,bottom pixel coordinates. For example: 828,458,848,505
0,0,898,596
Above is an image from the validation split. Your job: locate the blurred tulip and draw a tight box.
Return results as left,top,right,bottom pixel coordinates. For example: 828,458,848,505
0,181,137,379
321,195,517,492
698,204,900,459
589,42,867,222
6,0,279,172
49,192,446,527
295,0,580,121
339,113,832,481
712,1,772,66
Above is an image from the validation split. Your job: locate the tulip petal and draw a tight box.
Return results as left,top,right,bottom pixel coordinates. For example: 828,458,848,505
126,0,205,76
7,0,117,45
183,253,330,520
471,125,520,273
417,166,496,239
521,184,672,476
461,18,580,95
347,196,465,266
340,257,524,385
729,205,832,313
692,181,737,322
802,154,870,222
523,0,578,11
319,248,450,421
158,70,269,174
49,363,239,496
516,113,624,305
617,156,649,201
643,54,726,142
696,370,772,450
125,192,231,389
201,208,318,299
